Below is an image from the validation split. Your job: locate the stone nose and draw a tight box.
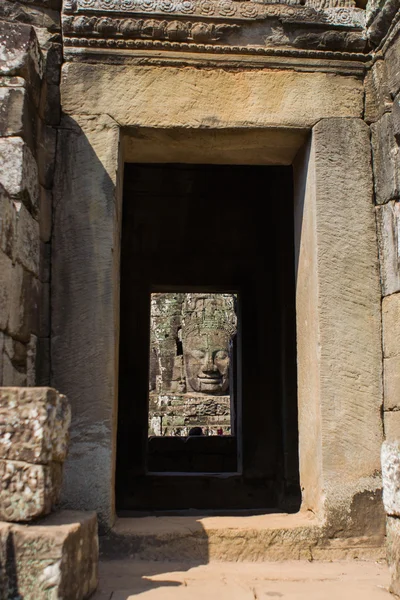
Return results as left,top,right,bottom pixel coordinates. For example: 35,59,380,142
201,353,218,374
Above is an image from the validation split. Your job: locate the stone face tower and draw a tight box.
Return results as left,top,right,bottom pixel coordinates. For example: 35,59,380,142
1,0,400,580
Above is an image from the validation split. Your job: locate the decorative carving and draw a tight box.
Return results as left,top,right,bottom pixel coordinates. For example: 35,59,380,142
182,294,236,395
64,14,240,40
64,34,369,59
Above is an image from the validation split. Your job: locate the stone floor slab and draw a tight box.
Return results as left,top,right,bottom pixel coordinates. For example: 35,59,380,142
93,559,391,600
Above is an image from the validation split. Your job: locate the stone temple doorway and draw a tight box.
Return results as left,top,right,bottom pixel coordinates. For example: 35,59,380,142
116,163,300,512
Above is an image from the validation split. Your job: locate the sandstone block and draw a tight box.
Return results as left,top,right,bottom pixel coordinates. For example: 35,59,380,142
0,22,42,105
0,250,13,332
2,350,27,387
364,58,392,124
0,137,38,210
39,79,60,125
0,387,71,465
0,521,12,599
38,186,52,243
387,516,400,596
385,411,400,442
376,202,400,296
0,459,62,522
382,441,400,516
383,293,400,358
60,62,363,129
15,202,39,276
26,333,37,387
7,263,36,343
0,332,4,387
36,122,56,188
36,337,50,386
385,356,400,411
0,184,16,259
6,511,98,599
0,85,35,148
385,28,400,98
371,112,400,204
393,92,400,145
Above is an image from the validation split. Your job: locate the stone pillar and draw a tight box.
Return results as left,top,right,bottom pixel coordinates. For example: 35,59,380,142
294,118,384,535
52,114,122,529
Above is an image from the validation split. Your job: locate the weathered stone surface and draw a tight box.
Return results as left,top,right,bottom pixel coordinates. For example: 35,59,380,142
4,511,98,599
0,387,71,464
36,120,56,188
364,58,392,124
52,114,120,529
0,22,42,105
384,356,400,411
0,459,62,521
38,185,51,242
385,28,400,98
382,441,400,516
0,184,16,259
39,79,60,125
36,336,50,386
7,263,37,343
371,112,400,205
26,333,37,386
15,202,39,276
0,85,35,149
376,201,400,296
294,118,383,528
383,293,400,358
387,515,400,596
384,411,400,442
393,92,400,146
61,63,364,130
0,1,61,34
0,137,39,209
2,343,27,387
0,250,13,332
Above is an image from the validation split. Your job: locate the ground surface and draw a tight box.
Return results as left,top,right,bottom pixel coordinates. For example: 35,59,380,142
93,559,392,599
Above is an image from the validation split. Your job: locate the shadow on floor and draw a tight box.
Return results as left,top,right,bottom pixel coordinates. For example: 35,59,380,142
97,515,210,598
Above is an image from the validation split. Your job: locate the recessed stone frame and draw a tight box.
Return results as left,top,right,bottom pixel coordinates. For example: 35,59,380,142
53,62,383,534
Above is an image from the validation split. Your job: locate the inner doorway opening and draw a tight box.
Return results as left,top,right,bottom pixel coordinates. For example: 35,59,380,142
117,163,300,512
148,291,239,473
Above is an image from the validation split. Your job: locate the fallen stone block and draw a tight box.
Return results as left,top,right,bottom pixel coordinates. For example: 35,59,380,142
0,459,62,522
0,387,70,465
3,511,98,600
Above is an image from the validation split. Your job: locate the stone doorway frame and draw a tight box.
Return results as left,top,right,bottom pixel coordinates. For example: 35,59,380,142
52,63,383,534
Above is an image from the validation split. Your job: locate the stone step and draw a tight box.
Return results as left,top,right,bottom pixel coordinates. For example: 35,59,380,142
100,511,385,563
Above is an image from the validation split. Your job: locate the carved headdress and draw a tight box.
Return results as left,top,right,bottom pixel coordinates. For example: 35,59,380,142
181,293,237,339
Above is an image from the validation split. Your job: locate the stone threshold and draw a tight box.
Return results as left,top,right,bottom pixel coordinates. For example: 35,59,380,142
100,511,385,562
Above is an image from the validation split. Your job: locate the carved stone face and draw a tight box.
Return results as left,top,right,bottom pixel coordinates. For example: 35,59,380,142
184,329,231,395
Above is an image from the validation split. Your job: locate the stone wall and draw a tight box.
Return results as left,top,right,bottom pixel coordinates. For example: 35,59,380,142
366,7,400,442
0,0,62,388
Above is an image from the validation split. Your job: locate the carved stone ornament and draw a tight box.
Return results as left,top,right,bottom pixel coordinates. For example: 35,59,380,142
62,0,367,56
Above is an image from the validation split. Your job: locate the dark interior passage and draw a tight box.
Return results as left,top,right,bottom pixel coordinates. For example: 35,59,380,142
117,163,300,512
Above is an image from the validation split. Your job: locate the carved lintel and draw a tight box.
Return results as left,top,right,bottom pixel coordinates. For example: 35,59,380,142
63,15,240,41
